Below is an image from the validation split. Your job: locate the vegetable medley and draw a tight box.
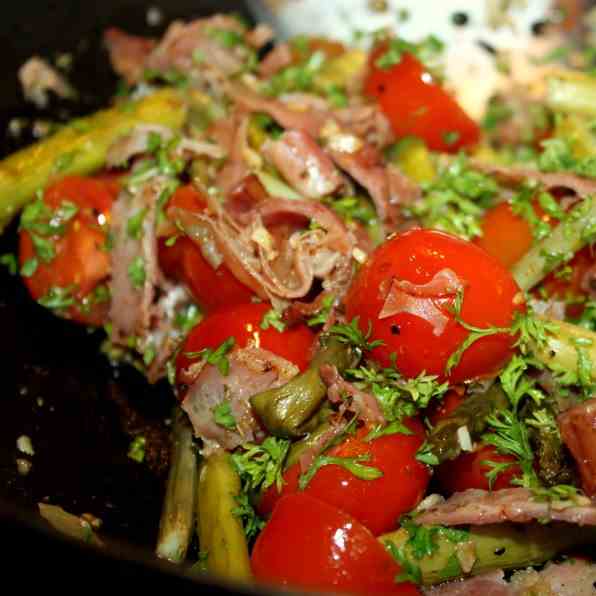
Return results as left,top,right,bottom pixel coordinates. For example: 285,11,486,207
5,6,596,595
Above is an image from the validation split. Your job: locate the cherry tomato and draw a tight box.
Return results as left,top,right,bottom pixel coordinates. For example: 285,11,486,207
365,47,479,152
252,494,420,595
159,185,254,311
258,418,429,535
344,229,524,383
19,175,118,325
436,444,521,494
175,302,315,386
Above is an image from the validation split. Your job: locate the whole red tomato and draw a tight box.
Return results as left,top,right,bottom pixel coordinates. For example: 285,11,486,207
19,175,118,325
252,493,420,595
258,418,429,535
345,229,524,383
159,184,254,311
175,302,315,386
365,46,479,152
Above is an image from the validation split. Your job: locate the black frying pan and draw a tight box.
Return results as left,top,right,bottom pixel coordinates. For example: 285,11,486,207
0,2,293,593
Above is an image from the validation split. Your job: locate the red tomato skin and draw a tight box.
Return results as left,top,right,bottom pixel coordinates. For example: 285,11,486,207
344,229,524,383
252,494,420,595
365,50,479,152
19,175,117,325
176,302,315,382
159,185,254,311
436,444,521,494
258,418,429,535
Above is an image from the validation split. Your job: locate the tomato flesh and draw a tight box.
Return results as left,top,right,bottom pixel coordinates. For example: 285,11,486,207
159,185,254,311
19,175,118,325
258,418,429,535
345,229,524,383
252,493,420,595
365,48,479,152
436,444,522,494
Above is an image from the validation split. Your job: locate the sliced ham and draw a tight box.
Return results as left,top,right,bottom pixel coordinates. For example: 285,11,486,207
475,162,596,197
424,560,596,596
104,28,156,84
262,130,343,199
181,346,298,455
169,196,355,302
379,269,465,336
416,487,596,526
258,42,293,77
558,398,596,497
319,363,385,426
334,103,395,149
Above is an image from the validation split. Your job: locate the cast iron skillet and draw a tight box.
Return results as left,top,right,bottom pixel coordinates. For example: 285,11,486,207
0,1,294,593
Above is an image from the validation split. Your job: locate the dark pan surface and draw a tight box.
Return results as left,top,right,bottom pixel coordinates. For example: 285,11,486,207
0,1,268,592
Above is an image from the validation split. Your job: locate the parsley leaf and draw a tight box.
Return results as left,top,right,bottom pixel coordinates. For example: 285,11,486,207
329,317,385,352
185,336,236,376
260,308,286,332
306,295,335,327
0,253,18,275
126,207,149,240
213,402,237,430
38,285,76,310
298,453,383,490
128,256,146,289
232,492,265,541
128,435,146,463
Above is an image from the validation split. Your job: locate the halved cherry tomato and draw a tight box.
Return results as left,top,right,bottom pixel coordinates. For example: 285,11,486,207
159,185,254,311
175,302,315,386
365,47,479,152
19,175,118,325
436,444,521,494
252,494,420,595
258,418,429,535
344,229,524,383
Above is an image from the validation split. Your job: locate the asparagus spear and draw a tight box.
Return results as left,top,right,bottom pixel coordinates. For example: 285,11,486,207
381,522,596,585
0,88,187,232
156,409,198,563
196,451,252,582
546,72,596,118
511,197,596,291
424,385,508,464
250,337,354,438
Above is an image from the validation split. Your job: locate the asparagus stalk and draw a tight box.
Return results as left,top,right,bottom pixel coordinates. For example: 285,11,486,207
425,385,508,464
250,338,354,438
546,72,596,118
196,451,252,582
156,409,198,563
0,88,187,232
530,317,596,382
381,522,596,585
511,197,596,292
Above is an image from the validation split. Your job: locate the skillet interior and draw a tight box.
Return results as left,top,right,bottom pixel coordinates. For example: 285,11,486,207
0,1,281,592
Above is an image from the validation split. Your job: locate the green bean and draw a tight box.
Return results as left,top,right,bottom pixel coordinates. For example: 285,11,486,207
511,197,596,291
381,522,596,585
196,451,252,582
546,72,596,117
425,385,508,464
156,409,198,563
250,338,354,438
0,88,187,232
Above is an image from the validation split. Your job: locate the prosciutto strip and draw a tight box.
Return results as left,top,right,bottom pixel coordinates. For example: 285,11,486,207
262,130,343,199
319,364,385,426
475,162,596,197
169,196,354,302
416,487,596,526
558,398,596,497
104,28,156,84
424,560,596,596
258,42,293,77
181,346,298,455
379,269,464,336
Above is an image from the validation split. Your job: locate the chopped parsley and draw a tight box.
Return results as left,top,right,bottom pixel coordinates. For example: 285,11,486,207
232,492,265,541
126,207,149,240
306,294,335,327
375,35,444,72
128,435,146,463
128,256,146,289
260,308,286,333
174,303,202,333
185,336,236,376
231,437,291,493
208,28,244,48
329,317,385,353
38,285,76,310
262,50,326,97
0,253,18,275
213,402,237,430
538,137,596,178
323,196,377,226
298,453,383,490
